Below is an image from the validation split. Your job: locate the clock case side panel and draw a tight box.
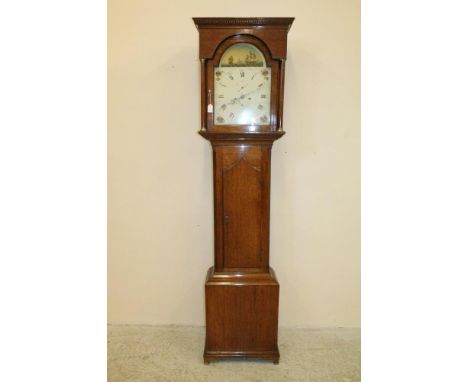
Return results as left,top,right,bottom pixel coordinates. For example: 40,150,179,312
201,34,282,133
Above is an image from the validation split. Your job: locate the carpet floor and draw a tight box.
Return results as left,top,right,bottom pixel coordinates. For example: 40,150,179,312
108,325,360,382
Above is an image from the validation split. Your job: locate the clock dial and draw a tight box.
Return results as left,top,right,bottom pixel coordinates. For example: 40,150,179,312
214,43,271,126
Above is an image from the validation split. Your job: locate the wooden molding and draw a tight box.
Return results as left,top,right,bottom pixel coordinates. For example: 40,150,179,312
199,130,285,144
193,17,294,30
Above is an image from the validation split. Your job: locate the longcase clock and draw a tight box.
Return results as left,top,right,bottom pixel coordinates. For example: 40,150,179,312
193,17,294,364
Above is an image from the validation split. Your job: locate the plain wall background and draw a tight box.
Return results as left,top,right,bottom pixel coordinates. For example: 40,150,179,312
108,0,360,327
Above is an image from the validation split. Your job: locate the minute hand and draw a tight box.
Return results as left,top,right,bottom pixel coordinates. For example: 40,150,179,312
241,83,265,98
227,83,265,106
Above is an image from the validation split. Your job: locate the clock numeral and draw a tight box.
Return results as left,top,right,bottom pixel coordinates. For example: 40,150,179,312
260,94,266,99
260,115,269,123
216,116,225,123
218,95,224,99
215,71,222,76
240,70,245,78
229,112,235,119
221,104,227,111
258,83,264,88
229,75,234,80
257,104,264,110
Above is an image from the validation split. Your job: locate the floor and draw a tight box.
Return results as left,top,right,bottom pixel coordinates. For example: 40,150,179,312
108,325,360,382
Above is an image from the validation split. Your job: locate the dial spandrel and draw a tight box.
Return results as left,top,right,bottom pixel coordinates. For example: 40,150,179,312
214,43,271,126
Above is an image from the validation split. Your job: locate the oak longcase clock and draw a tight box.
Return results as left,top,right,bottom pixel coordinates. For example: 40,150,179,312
193,17,294,364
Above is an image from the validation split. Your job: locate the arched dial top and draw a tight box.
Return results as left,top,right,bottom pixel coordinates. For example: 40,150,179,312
219,43,266,67
214,42,271,126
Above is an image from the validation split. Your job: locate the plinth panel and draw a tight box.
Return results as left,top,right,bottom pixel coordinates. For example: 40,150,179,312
204,267,280,363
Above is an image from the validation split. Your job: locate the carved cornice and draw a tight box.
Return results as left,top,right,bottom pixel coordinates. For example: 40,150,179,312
193,17,294,30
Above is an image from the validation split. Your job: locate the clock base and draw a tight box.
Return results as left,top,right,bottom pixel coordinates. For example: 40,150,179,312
204,266,280,365
203,349,280,365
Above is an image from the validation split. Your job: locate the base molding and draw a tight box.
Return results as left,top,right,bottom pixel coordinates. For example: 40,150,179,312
203,349,280,364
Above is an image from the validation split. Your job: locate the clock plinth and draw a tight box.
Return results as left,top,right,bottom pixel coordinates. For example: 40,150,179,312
194,17,294,364
204,267,280,365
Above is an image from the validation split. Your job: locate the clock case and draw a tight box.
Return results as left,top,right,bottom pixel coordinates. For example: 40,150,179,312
193,17,294,365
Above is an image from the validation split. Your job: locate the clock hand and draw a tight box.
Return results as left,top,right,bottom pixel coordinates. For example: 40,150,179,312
226,81,265,106
240,83,264,98
226,84,264,106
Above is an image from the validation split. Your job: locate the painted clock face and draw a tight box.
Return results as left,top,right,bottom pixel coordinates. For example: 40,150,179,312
214,43,271,126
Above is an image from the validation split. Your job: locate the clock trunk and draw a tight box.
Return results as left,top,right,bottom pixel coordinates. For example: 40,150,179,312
215,145,270,270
